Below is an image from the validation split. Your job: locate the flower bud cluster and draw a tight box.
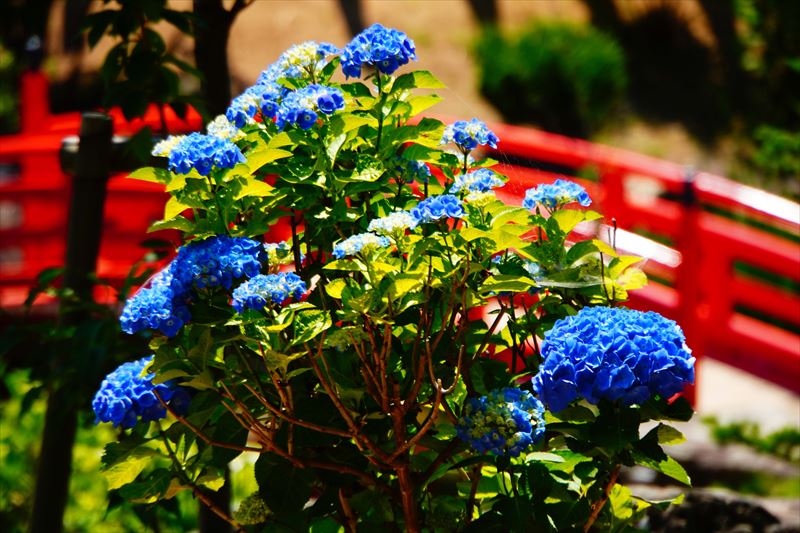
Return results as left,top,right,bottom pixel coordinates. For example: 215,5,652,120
367,211,418,237
457,388,546,457
533,306,695,412
275,84,345,130
92,356,191,429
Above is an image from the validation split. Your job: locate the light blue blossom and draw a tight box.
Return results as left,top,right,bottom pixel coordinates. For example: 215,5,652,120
332,233,391,259
410,194,464,224
341,24,416,78
450,168,505,194
522,179,592,210
441,119,499,152
532,306,695,412
456,387,546,457
92,356,191,429
232,272,306,311
367,211,418,236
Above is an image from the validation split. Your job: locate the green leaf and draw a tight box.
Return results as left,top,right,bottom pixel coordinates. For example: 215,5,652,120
103,448,159,490
323,259,364,271
607,256,643,278
293,309,332,345
657,424,686,446
164,196,192,219
128,167,171,184
237,148,293,175
324,278,348,299
392,70,446,91
148,215,194,233
329,114,373,137
234,177,274,200
481,275,536,294
405,94,443,117
633,452,691,486
254,454,314,515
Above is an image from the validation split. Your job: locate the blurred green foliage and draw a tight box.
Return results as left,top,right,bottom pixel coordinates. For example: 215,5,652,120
703,416,800,465
474,22,627,138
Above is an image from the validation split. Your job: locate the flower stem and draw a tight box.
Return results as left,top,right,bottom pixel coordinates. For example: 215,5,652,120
583,464,621,533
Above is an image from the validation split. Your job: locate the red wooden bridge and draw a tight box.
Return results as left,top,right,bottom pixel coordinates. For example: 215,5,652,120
2,71,798,395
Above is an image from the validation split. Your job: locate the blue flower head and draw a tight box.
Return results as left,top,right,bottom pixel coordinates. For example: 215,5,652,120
121,236,266,337
456,387,546,457
167,133,245,176
532,306,695,412
522,179,592,210
332,233,391,259
395,158,431,184
275,84,345,130
258,41,340,84
441,119,499,152
341,24,416,78
450,168,505,195
410,194,465,224
232,272,307,312
226,85,272,128
92,356,191,429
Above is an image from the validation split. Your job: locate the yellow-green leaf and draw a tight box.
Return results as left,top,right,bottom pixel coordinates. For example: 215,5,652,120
128,167,171,184
234,178,274,200
103,449,157,490
164,197,192,219
325,278,348,299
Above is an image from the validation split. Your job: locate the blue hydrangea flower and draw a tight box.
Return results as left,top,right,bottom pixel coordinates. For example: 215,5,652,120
441,119,499,152
522,179,592,210
121,236,266,337
395,158,431,184
231,272,307,311
151,135,185,157
456,388,546,457
532,306,695,412
206,115,244,141
275,84,345,130
167,133,245,176
332,233,391,259
264,241,296,267
410,194,465,224
341,23,416,78
226,85,272,128
92,356,192,429
367,211,418,236
450,168,505,194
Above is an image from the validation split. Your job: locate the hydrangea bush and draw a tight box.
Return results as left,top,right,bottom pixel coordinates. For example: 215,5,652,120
98,23,695,532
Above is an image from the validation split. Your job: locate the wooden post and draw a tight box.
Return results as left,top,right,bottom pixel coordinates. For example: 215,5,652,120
29,113,113,533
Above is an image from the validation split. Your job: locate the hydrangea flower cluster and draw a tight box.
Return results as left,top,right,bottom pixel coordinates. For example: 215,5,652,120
231,272,306,311
207,114,245,141
450,168,504,194
275,84,345,130
167,133,245,176
457,388,546,457
441,119,499,152
332,233,391,259
92,356,191,429
522,179,592,210
533,306,695,412
341,23,416,78
226,85,273,128
410,194,465,224
367,211,418,236
121,236,266,337
269,41,339,80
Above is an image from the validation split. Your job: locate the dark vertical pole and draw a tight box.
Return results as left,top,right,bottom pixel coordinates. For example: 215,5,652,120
337,0,365,36
29,113,113,533
675,167,703,406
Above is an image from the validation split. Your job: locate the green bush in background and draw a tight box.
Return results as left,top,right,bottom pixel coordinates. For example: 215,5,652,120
474,22,627,138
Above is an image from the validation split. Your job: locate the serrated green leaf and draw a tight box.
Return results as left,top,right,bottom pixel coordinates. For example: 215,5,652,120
164,196,192,220
608,255,643,278
633,452,691,485
148,215,194,234
481,275,536,293
657,424,686,446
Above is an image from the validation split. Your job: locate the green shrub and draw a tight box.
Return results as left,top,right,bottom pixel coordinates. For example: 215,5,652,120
475,22,627,138
752,125,800,180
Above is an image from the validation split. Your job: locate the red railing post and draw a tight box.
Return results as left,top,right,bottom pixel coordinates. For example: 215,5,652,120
674,168,704,405
20,70,50,134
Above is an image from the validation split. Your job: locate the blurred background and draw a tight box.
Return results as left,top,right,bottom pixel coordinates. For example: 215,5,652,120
0,1,798,532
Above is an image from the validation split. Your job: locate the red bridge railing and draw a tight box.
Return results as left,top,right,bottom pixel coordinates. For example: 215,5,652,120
2,72,798,395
